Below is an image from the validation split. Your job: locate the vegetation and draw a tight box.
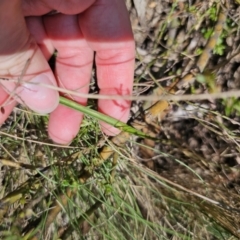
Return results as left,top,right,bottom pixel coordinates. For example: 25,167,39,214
1,0,240,239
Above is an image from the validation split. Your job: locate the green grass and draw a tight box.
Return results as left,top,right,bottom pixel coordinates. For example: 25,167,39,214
0,108,239,239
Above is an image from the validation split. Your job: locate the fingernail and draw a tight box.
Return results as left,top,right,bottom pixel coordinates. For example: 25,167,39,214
19,74,59,114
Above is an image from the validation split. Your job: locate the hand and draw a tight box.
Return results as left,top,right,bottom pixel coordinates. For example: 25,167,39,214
0,0,135,144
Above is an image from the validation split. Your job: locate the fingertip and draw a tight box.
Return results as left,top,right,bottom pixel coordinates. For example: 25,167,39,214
48,105,83,145
100,122,121,136
98,90,131,136
21,73,59,114
99,107,129,136
48,131,73,145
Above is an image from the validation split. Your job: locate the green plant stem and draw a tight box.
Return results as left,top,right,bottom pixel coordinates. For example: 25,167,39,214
59,96,156,140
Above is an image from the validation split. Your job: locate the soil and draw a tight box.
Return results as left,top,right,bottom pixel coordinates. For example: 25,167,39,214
127,0,240,237
128,0,240,174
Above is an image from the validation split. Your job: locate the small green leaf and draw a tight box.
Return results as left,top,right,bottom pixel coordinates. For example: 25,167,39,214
196,74,206,84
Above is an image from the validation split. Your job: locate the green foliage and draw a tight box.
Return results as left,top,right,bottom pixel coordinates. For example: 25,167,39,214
207,5,218,21
201,28,226,56
195,48,203,55
202,27,213,40
222,97,240,116
213,36,226,55
196,71,218,93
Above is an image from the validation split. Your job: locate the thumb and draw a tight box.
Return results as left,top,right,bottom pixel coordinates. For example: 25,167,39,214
0,47,59,114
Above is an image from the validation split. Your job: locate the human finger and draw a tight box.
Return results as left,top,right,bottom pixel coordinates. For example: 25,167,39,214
43,14,94,144
79,0,135,135
25,16,55,60
22,0,96,16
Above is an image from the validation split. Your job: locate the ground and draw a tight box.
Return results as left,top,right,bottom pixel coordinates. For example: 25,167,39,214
1,0,240,239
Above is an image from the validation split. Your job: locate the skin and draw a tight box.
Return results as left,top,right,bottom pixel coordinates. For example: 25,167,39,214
0,0,135,144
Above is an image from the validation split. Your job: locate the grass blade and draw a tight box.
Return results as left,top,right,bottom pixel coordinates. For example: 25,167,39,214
59,96,156,139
